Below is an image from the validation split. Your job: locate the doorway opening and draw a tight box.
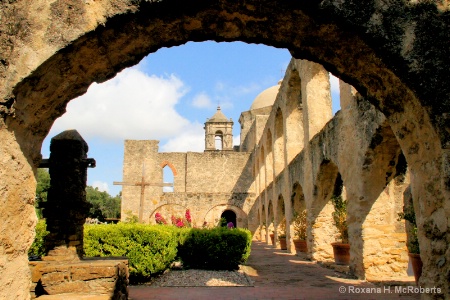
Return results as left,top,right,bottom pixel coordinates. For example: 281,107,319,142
221,210,237,228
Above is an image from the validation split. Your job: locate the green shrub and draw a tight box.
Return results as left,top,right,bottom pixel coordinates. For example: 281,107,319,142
178,227,252,270
84,223,181,282
28,219,49,257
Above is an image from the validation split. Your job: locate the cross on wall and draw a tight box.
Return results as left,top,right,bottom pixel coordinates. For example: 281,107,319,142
114,163,173,222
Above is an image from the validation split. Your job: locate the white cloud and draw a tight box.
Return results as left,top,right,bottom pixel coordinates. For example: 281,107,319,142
192,92,213,108
215,80,263,98
160,122,205,152
92,181,109,193
48,68,190,141
233,82,262,95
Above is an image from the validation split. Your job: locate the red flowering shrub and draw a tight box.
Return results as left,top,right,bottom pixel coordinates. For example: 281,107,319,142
185,209,192,226
155,212,167,225
155,209,193,228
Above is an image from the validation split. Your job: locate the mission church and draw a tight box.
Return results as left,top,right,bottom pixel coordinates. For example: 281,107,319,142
119,57,412,284
118,81,280,231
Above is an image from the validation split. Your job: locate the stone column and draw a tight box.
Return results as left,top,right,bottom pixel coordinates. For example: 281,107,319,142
42,130,95,260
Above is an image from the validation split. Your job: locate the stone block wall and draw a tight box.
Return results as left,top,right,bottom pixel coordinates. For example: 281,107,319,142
148,192,255,228
253,58,412,280
120,140,255,230
29,258,128,299
185,152,253,193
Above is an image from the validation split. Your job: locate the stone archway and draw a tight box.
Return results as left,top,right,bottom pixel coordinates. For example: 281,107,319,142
1,1,448,298
348,120,411,280
309,159,342,262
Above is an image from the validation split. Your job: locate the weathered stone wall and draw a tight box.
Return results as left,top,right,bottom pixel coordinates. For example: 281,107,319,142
120,140,161,222
255,58,412,280
120,140,255,229
147,192,255,228
29,258,129,299
185,152,252,193
159,152,187,192
0,0,448,298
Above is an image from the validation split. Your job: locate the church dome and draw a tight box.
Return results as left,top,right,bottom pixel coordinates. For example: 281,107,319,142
249,81,281,111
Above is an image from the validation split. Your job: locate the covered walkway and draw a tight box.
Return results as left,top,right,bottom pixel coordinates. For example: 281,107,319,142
129,241,420,300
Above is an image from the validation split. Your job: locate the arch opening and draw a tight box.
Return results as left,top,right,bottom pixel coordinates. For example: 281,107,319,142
221,209,237,228
215,130,223,150
162,165,174,193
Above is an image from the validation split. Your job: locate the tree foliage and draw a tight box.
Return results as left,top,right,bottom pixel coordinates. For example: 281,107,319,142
35,169,50,218
86,186,121,221
35,169,121,221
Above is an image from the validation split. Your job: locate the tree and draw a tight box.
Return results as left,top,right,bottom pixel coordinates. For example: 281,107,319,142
85,186,121,221
35,169,50,218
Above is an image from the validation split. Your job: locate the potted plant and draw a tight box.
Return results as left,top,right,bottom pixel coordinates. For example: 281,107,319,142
269,232,275,245
398,205,421,285
278,217,287,250
292,210,308,253
331,195,350,265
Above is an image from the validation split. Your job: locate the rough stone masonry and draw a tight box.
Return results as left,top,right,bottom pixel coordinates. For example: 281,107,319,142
0,1,448,299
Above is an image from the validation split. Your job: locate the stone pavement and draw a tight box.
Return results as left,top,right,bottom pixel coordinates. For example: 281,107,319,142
129,241,421,300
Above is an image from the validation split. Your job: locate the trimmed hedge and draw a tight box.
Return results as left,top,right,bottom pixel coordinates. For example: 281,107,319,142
30,222,252,282
28,219,49,257
84,223,186,282
178,227,252,270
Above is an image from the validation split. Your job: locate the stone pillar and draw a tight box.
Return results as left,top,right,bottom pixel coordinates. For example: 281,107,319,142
42,130,95,260
0,129,37,300
296,59,332,143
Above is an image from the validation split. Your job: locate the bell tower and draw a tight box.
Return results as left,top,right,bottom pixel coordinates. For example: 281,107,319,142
204,106,234,151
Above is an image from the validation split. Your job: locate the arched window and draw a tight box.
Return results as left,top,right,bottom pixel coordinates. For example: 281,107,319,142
162,165,174,192
215,130,223,150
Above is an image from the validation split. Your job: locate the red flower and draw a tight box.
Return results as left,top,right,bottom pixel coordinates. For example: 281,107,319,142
155,212,167,225
185,209,192,224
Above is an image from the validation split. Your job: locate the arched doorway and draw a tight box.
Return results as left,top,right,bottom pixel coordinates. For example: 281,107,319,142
221,210,237,228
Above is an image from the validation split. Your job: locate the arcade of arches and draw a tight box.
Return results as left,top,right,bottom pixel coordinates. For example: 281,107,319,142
0,1,448,299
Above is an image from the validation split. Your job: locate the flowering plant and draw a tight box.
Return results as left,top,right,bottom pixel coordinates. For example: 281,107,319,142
227,222,234,229
155,212,167,225
171,215,185,227
185,209,192,227
155,209,193,228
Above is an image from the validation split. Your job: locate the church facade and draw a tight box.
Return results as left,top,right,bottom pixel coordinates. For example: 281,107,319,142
118,101,271,229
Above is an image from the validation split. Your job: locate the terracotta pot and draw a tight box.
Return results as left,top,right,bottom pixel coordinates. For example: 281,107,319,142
293,239,307,253
331,242,350,265
269,233,275,245
409,253,422,286
279,237,287,250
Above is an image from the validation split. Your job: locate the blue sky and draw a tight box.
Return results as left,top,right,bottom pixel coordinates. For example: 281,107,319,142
41,41,340,196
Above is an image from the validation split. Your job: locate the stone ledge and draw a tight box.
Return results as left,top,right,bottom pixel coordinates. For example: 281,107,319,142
30,257,128,299
318,261,353,277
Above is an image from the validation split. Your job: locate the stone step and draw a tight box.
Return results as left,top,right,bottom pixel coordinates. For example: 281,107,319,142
29,257,128,299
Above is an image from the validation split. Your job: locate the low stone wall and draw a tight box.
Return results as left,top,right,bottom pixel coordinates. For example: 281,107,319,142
29,257,128,299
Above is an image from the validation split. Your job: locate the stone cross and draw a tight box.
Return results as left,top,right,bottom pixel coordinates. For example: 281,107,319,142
114,163,172,222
